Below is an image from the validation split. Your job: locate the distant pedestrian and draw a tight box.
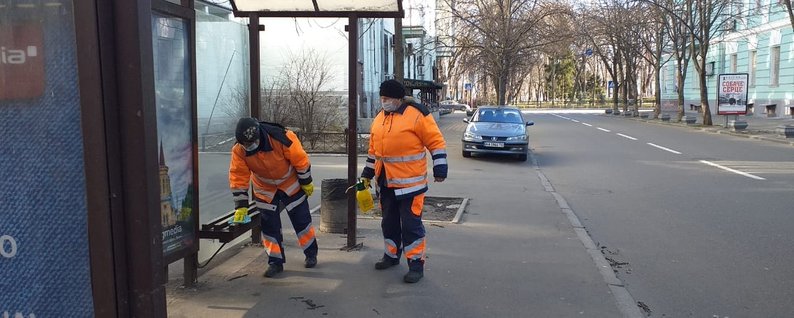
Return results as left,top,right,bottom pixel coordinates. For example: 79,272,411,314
360,79,448,283
229,118,318,278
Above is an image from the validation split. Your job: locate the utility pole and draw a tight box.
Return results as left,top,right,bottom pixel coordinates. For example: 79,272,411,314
394,17,404,83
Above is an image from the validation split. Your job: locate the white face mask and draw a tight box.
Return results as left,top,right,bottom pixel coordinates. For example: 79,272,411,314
244,141,259,152
382,100,400,112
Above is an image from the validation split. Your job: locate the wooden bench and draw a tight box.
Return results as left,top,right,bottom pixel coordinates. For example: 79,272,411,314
689,104,702,112
199,201,261,244
763,104,777,117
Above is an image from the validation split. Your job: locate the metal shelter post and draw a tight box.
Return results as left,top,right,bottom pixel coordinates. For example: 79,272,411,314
248,13,261,119
346,15,359,247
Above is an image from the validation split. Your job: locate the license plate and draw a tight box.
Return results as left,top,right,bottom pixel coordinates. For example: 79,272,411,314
484,142,504,148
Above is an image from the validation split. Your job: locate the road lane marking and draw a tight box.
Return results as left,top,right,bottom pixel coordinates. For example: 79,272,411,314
699,160,766,180
551,114,571,120
646,143,681,154
616,133,637,140
571,119,580,123
582,123,593,127
597,127,611,132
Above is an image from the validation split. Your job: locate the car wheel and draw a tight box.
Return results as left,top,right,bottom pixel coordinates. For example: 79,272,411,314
462,150,472,158
517,153,527,162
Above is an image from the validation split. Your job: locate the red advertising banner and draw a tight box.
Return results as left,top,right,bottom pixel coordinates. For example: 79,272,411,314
0,23,45,100
717,73,749,115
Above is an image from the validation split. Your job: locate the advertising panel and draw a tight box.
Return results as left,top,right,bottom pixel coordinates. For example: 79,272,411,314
0,23,44,100
152,14,198,261
717,73,749,115
1,2,95,317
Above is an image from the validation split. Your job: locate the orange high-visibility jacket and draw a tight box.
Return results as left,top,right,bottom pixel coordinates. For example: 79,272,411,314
362,99,447,199
229,123,312,207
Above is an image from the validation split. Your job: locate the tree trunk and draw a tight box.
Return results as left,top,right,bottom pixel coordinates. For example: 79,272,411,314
699,70,712,125
498,69,508,105
784,0,794,32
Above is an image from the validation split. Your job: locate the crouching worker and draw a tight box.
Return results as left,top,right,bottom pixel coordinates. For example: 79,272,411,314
229,118,318,278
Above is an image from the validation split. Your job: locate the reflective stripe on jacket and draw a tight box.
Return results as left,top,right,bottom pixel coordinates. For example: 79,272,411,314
361,100,447,199
229,129,312,207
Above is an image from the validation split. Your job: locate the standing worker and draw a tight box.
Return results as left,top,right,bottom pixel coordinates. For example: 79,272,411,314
229,118,318,278
361,79,448,283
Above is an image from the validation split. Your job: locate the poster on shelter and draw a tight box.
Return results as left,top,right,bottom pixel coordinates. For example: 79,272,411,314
717,73,749,115
1,1,95,316
153,14,197,260
0,23,44,100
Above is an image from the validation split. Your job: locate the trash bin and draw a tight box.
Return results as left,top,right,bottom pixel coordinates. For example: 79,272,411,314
320,178,348,233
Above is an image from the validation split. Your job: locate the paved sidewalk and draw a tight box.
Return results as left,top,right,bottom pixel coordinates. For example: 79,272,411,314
606,110,794,147
165,112,629,318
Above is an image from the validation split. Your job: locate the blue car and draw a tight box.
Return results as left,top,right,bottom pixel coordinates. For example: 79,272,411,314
461,106,534,161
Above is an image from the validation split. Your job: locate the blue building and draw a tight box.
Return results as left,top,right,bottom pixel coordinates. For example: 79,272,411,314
661,1,794,117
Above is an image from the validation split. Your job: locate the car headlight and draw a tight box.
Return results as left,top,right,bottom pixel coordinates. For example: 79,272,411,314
463,132,482,141
506,135,527,141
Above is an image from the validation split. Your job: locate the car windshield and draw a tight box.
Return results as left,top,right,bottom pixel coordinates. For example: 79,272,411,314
473,108,523,123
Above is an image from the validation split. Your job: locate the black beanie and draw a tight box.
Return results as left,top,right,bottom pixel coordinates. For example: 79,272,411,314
379,79,405,99
235,117,260,144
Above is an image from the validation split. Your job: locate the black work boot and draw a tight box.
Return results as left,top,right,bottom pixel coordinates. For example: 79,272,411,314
304,256,317,268
263,263,283,278
404,259,424,283
374,256,399,270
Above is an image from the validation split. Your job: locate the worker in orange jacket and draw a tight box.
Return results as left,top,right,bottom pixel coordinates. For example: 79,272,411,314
229,118,318,278
361,79,448,283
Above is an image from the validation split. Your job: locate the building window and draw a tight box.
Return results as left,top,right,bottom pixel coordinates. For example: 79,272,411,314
730,54,737,72
770,46,780,87
749,50,757,87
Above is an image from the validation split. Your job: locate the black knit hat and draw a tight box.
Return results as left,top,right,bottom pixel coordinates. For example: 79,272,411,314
379,79,405,99
235,117,260,144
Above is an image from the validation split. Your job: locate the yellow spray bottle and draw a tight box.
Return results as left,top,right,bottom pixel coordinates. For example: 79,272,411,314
356,179,375,213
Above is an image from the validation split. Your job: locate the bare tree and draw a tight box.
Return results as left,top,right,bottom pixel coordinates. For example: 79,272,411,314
273,49,344,146
442,0,573,105
646,0,740,125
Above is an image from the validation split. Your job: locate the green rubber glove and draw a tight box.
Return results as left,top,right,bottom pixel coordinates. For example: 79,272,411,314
301,183,314,197
232,207,248,223
361,178,371,189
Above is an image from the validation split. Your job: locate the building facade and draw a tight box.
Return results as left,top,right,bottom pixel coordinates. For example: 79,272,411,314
661,1,794,117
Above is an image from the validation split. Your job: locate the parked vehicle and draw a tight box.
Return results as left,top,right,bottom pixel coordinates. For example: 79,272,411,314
461,106,534,161
439,100,471,112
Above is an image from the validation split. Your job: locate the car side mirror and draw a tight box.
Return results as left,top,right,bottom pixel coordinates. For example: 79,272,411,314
463,118,469,123
526,121,534,126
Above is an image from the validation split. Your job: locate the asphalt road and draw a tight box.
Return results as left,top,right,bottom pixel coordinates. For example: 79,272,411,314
528,110,794,317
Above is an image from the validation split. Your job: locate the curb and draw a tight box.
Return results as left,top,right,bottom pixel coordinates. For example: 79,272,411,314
529,152,644,318
309,195,470,224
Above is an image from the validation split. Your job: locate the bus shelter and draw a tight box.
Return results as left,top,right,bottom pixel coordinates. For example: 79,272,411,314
0,1,401,317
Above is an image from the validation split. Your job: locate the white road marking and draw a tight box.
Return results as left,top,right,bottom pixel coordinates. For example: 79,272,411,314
616,133,637,140
646,143,681,154
571,119,580,123
597,127,611,132
582,123,593,127
550,114,570,120
699,160,766,180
